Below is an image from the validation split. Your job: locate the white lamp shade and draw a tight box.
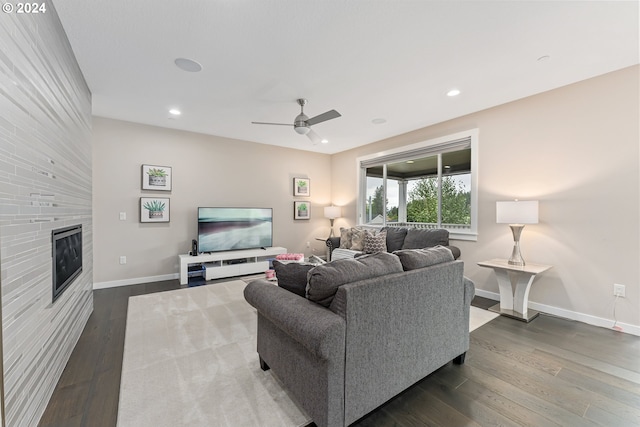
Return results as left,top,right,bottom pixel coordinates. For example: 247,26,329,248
496,200,538,224
324,206,341,219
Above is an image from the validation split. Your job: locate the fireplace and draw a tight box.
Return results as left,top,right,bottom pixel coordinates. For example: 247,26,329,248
52,224,83,302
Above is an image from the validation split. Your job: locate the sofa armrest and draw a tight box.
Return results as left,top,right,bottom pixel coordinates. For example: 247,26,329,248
244,280,345,360
446,245,461,259
326,237,341,259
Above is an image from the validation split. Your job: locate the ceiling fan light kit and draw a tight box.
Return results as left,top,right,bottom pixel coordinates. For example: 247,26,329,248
252,98,341,143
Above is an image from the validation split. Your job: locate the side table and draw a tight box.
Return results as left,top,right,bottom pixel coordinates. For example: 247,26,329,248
477,258,552,322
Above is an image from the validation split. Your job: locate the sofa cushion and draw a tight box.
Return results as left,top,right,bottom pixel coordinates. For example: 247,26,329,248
350,228,365,251
338,227,353,249
401,228,449,249
363,229,387,253
381,227,408,252
306,252,403,307
393,246,454,271
273,260,315,297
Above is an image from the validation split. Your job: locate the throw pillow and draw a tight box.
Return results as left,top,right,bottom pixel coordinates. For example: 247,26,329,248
381,227,408,252
363,229,387,253
272,260,315,297
350,228,365,251
393,246,454,271
338,227,353,249
306,252,403,307
401,228,449,249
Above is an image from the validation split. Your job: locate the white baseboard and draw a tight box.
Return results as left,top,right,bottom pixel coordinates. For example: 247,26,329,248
474,289,640,337
93,273,179,290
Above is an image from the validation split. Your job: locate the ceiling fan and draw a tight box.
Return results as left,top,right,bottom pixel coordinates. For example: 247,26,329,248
252,98,341,144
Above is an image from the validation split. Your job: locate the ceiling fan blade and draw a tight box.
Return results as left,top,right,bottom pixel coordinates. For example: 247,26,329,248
251,121,293,126
306,109,341,126
306,129,322,145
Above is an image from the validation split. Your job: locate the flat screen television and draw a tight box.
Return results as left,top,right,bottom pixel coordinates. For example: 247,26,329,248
198,207,273,253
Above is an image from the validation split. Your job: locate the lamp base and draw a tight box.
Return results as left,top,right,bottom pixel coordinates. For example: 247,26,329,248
327,218,335,239
508,225,526,266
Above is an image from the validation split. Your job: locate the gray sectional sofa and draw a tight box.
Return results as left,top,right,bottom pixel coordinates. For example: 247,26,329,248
326,226,461,261
244,250,475,427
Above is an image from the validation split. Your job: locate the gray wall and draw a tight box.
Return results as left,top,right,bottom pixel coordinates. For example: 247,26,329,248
331,66,640,332
0,4,93,427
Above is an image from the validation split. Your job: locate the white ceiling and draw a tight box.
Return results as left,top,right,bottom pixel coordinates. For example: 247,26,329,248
52,1,638,155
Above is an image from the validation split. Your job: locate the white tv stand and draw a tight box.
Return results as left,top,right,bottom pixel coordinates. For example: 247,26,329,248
178,247,287,285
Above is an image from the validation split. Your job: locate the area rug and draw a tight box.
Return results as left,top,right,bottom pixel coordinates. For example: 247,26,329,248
117,280,498,427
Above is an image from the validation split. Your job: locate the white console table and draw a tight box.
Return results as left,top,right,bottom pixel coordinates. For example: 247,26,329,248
478,258,552,322
178,247,287,285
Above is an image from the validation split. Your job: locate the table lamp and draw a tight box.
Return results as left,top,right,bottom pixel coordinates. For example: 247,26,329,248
496,200,538,266
324,206,341,238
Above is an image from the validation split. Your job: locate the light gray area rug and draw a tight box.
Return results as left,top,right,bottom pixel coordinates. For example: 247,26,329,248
117,280,311,427
118,280,498,427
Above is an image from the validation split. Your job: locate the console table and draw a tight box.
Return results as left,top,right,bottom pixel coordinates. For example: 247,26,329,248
178,247,287,285
478,258,552,322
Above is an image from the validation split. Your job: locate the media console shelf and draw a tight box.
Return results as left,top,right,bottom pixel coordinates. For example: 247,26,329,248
178,247,287,285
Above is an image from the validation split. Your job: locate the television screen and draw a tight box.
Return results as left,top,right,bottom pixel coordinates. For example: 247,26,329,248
198,207,273,253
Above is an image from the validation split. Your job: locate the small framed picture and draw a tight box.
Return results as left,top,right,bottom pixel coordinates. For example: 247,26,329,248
294,201,310,220
142,164,172,191
293,177,310,196
140,197,170,223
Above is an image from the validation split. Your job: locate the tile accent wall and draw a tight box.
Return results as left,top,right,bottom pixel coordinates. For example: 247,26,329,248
0,4,92,427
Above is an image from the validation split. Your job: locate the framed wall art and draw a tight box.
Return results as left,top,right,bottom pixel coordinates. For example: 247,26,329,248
140,197,170,223
294,201,310,220
293,177,310,196
142,164,172,191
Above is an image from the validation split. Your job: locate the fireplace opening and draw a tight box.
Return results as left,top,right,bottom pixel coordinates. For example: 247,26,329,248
52,224,83,302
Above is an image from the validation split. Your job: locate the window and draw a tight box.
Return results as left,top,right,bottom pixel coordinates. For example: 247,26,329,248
357,129,478,240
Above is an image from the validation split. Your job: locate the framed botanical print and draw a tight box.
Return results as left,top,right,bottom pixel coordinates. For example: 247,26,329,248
294,201,310,220
293,177,310,196
140,197,170,223
142,164,172,191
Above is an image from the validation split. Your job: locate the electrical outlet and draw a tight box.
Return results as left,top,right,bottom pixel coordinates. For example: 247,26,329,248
119,256,127,265
613,283,625,297
119,212,126,220
306,241,311,248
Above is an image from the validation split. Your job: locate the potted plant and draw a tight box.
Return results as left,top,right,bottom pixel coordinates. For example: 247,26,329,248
297,180,308,195
147,168,168,186
143,199,166,218
297,203,308,217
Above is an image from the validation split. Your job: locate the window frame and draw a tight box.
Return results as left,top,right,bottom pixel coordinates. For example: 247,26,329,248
356,129,479,241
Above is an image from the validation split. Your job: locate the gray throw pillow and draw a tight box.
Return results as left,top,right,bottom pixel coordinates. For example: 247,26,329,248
363,229,387,253
381,227,408,252
306,252,403,307
402,228,449,249
338,227,353,249
273,260,315,297
350,228,365,251
393,246,454,271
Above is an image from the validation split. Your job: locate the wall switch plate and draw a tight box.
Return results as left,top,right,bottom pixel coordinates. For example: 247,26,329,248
119,256,127,265
613,284,625,297
119,212,126,220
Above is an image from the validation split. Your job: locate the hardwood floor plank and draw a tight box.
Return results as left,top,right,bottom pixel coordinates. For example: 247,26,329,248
417,372,524,427
585,403,640,427
449,363,601,427
480,317,640,383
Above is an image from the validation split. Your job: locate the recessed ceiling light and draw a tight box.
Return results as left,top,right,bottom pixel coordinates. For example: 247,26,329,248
321,139,329,144
174,58,202,72
169,109,181,116
406,160,414,164
372,118,387,125
447,89,461,97
444,165,451,169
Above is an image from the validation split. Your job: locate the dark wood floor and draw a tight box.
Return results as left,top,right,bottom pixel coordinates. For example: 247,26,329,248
38,280,640,427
